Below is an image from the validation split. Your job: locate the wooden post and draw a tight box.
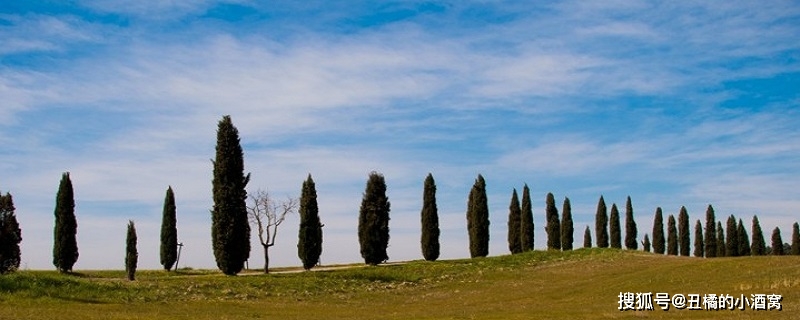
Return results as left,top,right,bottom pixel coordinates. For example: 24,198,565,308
174,242,184,271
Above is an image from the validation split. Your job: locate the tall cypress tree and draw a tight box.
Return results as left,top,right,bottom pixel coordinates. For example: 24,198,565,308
420,173,440,261
642,234,651,252
359,172,391,265
737,219,750,256
160,186,178,271
583,226,592,248
561,197,574,251
0,192,21,274
609,203,621,249
693,219,704,257
624,197,637,250
667,215,678,256
678,206,689,256
652,207,665,254
771,227,784,255
53,172,78,273
716,222,725,257
507,189,522,254
725,215,738,257
792,222,800,255
704,205,717,258
545,193,560,250
125,220,138,281
751,216,766,256
211,115,251,275
595,196,608,248
298,174,323,269
466,175,489,258
519,184,534,251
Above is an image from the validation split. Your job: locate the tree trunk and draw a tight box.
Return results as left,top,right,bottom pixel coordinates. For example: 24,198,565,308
263,244,270,274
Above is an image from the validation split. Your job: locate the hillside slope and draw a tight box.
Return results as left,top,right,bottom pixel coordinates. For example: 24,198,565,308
1,249,798,319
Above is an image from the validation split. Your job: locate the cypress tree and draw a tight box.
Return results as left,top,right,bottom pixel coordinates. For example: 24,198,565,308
737,219,750,256
211,115,251,275
642,234,651,252
583,226,592,248
667,215,677,256
519,184,534,251
466,175,489,258
545,193,560,250
624,197,637,250
725,215,738,257
298,174,323,269
53,172,78,273
507,189,522,254
792,222,800,255
561,197,574,251
704,205,717,258
0,192,22,274
693,220,704,257
751,216,766,255
595,196,608,248
771,227,784,255
420,173,440,261
678,207,689,256
160,186,178,271
358,172,391,265
609,203,621,249
716,222,725,257
652,207,665,254
125,220,138,281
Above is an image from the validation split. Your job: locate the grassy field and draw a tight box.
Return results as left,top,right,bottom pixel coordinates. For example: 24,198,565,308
1,249,798,319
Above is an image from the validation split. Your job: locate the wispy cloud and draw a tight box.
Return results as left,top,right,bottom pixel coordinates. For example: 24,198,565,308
2,1,799,269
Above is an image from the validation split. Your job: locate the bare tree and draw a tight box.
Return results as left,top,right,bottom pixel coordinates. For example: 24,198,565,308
247,190,297,273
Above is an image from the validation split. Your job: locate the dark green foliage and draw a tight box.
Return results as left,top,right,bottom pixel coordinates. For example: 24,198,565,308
792,222,800,255
583,226,592,248
561,197,574,251
466,175,489,258
211,116,251,275
507,189,522,254
420,174,439,261
624,197,637,250
298,174,323,269
704,205,717,258
667,215,677,256
677,207,689,256
737,219,750,256
609,203,621,249
642,234,650,252
0,192,21,274
652,207,665,254
751,216,766,256
359,172,391,265
595,196,608,248
125,220,138,281
519,184,534,252
545,193,560,250
53,172,78,273
716,222,725,257
693,220,704,257
725,215,738,257
160,186,178,271
771,227,784,256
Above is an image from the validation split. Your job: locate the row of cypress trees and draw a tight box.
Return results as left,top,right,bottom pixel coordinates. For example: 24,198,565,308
9,115,800,276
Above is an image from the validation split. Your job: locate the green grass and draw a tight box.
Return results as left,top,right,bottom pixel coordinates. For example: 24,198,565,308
1,249,798,319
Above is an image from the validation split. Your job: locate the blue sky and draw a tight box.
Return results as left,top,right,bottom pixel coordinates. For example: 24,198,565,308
1,1,799,270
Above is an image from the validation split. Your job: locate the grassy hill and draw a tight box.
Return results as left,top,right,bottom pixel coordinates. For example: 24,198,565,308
1,249,798,319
